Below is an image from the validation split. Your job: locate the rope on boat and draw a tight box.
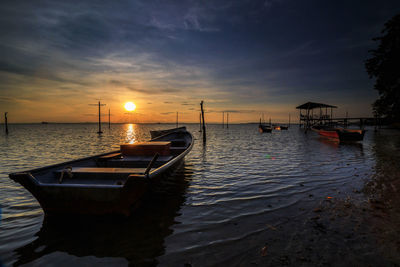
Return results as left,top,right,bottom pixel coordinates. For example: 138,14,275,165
144,153,159,178
59,166,73,184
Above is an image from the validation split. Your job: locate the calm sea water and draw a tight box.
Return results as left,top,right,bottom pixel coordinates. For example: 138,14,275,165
0,123,399,266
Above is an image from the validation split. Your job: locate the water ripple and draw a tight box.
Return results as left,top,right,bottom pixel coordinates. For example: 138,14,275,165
0,123,385,266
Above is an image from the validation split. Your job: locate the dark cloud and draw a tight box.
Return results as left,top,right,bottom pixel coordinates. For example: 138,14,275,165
0,61,33,76
181,102,194,106
109,80,124,86
0,96,15,103
1,0,399,119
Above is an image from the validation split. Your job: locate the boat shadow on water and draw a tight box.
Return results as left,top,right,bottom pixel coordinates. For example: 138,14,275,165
12,162,193,267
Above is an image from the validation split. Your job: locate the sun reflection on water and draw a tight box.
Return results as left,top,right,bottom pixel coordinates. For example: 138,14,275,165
125,124,137,144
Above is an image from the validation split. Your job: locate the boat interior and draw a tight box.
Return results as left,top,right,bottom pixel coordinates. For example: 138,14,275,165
29,131,192,186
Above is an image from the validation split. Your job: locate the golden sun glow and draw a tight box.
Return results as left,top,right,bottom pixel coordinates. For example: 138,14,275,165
124,102,136,112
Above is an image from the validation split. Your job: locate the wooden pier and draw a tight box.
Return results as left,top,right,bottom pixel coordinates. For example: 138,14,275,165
296,102,376,129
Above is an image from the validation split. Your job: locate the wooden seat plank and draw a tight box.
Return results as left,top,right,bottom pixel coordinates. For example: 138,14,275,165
55,167,152,174
111,155,173,162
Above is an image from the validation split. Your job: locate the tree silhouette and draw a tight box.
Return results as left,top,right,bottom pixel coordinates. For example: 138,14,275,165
366,14,400,122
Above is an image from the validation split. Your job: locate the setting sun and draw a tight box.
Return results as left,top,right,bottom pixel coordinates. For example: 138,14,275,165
124,102,136,112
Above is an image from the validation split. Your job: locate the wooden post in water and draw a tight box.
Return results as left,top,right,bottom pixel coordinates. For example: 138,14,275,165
90,101,106,134
222,112,224,128
288,113,291,128
305,108,310,133
325,107,328,125
98,102,102,133
5,112,8,135
108,109,111,129
199,112,202,132
299,109,301,128
311,109,314,126
200,101,206,142
176,112,178,128
227,113,229,128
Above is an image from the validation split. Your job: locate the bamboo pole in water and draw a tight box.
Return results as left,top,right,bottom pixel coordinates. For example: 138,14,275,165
98,102,102,134
5,112,8,135
200,101,206,142
227,113,229,128
89,101,105,134
199,112,202,132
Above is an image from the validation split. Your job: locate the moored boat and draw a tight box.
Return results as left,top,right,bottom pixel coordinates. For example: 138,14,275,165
259,124,272,133
9,128,194,216
258,119,272,133
311,126,365,142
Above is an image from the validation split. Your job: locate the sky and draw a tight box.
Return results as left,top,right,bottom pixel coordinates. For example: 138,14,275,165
0,0,399,123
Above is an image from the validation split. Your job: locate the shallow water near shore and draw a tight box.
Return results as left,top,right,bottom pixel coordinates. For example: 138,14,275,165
0,123,399,266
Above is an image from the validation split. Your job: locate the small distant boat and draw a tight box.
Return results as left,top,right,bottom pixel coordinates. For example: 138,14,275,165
259,119,272,133
9,128,194,216
280,126,288,130
311,126,365,142
41,122,49,124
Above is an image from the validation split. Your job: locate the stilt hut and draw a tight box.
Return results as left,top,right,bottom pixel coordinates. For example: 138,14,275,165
296,102,337,129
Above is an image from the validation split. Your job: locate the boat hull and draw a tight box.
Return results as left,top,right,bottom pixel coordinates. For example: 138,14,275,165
9,129,194,216
10,172,148,216
318,130,339,139
312,127,365,142
337,129,366,141
150,126,186,139
259,125,272,133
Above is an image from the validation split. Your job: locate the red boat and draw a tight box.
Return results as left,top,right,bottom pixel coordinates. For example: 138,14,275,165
311,126,366,142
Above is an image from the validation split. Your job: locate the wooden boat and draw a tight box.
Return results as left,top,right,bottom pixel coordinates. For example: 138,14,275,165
9,128,194,216
150,126,186,139
311,126,365,142
258,119,272,133
280,126,288,130
259,124,272,133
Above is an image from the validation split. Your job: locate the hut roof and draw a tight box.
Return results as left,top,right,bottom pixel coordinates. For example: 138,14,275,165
296,102,337,110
